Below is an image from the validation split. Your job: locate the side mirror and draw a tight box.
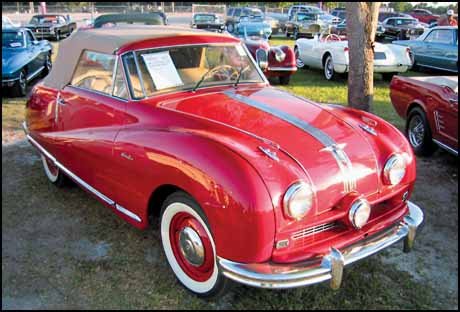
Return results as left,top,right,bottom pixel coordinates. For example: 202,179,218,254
255,48,268,71
32,40,40,45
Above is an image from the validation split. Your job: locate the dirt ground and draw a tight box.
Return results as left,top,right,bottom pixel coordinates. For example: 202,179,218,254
2,134,458,309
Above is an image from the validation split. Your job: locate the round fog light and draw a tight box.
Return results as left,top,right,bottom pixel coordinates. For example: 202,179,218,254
349,198,371,229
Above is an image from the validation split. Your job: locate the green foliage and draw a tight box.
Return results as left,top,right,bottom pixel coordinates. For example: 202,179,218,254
388,2,413,13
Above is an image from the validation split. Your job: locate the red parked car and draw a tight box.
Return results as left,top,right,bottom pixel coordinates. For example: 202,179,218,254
390,75,458,156
408,8,440,25
235,26,297,85
24,25,424,297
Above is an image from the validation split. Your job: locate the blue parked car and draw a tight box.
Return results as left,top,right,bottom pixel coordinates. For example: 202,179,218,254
392,26,458,73
235,15,272,39
2,27,53,96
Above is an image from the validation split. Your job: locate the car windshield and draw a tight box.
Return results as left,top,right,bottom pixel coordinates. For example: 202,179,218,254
125,44,264,97
2,31,24,48
29,16,58,25
195,15,216,23
298,13,318,22
395,19,417,25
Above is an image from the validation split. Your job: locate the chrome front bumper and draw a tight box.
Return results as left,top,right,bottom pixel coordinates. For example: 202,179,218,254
218,201,423,289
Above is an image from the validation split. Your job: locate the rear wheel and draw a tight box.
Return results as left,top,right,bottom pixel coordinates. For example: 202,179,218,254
41,154,68,187
160,191,230,297
323,55,336,80
41,53,52,77
55,31,61,41
285,29,291,38
406,107,437,156
12,69,27,97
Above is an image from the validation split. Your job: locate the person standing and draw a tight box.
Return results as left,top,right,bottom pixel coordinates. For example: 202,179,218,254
437,9,458,26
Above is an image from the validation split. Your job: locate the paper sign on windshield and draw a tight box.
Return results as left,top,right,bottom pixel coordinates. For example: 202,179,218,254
141,51,183,90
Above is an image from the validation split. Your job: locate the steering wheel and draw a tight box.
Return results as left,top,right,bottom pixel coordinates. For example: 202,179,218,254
325,34,341,42
208,64,239,81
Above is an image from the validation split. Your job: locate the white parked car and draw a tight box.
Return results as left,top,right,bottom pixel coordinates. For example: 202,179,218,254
294,32,413,81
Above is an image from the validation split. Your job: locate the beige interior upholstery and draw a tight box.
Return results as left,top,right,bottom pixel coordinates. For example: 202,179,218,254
42,25,237,90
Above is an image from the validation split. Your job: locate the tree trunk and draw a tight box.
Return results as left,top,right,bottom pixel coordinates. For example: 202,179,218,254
346,2,381,112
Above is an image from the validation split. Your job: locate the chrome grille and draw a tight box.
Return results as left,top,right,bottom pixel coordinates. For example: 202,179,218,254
292,222,338,240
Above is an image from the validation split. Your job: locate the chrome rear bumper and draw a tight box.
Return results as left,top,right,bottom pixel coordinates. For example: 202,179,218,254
218,201,423,289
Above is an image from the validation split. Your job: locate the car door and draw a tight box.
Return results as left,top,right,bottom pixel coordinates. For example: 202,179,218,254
421,29,457,70
54,50,128,199
23,30,42,77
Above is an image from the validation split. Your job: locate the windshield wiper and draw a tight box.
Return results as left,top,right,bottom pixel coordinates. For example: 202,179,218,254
234,65,249,88
192,67,214,92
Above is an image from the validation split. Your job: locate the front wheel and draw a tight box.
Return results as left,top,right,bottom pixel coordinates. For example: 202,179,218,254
294,46,305,69
160,191,230,297
55,31,61,41
293,28,299,40
227,23,234,33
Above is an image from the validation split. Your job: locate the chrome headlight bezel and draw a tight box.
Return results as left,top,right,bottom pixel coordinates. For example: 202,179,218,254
274,48,286,62
383,154,407,185
283,182,314,220
349,198,371,229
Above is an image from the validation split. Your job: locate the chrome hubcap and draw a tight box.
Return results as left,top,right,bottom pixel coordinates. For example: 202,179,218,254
408,115,424,147
179,227,204,267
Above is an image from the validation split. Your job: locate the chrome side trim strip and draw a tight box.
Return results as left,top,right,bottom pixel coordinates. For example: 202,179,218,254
2,78,20,83
267,67,297,71
25,134,142,222
433,139,458,156
116,204,142,222
26,66,45,82
223,90,356,192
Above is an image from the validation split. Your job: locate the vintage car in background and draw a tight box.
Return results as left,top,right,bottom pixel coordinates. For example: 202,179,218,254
80,12,165,30
266,12,289,33
25,25,423,297
285,12,326,39
235,26,296,84
294,31,413,80
234,15,272,39
392,26,458,73
25,14,76,41
2,27,52,96
408,8,440,25
390,75,458,156
264,15,281,34
226,7,264,33
381,17,428,40
190,13,225,32
378,11,412,23
331,19,386,41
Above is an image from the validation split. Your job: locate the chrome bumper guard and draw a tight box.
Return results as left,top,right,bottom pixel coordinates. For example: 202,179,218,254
218,201,423,289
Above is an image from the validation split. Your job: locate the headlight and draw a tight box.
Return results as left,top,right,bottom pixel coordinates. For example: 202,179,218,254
283,182,313,220
274,49,286,62
349,198,371,229
383,154,406,185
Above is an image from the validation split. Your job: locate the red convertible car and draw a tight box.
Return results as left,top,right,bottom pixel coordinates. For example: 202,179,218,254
25,25,424,297
236,28,297,85
390,76,458,156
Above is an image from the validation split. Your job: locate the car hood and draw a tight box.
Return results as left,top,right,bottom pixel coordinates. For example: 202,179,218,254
158,86,383,213
2,48,28,74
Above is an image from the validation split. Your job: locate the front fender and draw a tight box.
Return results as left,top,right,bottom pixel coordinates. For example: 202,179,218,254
115,128,276,263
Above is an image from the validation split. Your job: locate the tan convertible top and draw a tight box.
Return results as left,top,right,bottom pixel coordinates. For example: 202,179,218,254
42,25,232,90
409,76,458,94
